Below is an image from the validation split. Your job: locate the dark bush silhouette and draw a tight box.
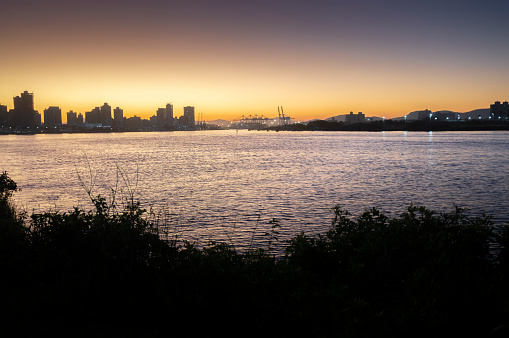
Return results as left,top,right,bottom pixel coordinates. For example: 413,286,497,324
1,172,509,337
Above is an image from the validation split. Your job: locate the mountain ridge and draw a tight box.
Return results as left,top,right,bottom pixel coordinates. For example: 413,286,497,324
325,108,490,123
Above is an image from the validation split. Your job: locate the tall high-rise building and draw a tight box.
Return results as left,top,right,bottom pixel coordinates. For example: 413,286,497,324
150,115,158,128
113,107,124,128
156,107,166,128
12,91,36,128
85,107,101,124
14,91,34,110
44,106,62,127
0,104,8,128
182,106,195,129
100,103,112,126
34,111,41,127
156,103,174,128
125,115,142,130
166,103,174,126
345,112,365,125
67,111,78,126
490,101,509,120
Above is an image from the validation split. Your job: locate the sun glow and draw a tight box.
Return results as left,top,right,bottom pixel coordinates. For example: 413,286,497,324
1,1,508,122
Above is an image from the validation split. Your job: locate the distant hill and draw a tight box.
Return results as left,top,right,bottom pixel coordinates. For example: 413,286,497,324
206,119,231,127
325,115,347,122
322,108,490,123
392,108,490,121
460,108,491,120
392,110,425,121
325,114,384,122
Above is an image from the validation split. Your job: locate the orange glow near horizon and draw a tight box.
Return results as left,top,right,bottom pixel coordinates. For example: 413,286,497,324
2,1,509,123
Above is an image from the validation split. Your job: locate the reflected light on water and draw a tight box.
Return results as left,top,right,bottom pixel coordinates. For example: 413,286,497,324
1,130,509,251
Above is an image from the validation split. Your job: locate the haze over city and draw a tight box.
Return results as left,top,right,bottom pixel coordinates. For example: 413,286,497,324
2,0,509,121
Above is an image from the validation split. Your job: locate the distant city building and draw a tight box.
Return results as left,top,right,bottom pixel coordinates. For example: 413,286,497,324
180,106,195,129
44,106,62,127
0,90,205,132
125,115,142,130
156,107,166,128
66,110,82,126
490,101,509,121
166,103,174,126
67,111,77,126
67,111,76,125
0,104,8,128
142,118,151,129
100,103,112,127
150,115,158,128
34,111,42,127
85,107,101,125
113,107,124,128
156,103,174,128
418,109,433,120
345,112,365,124
11,90,36,128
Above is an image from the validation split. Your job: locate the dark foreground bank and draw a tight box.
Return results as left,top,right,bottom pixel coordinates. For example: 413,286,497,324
1,172,509,337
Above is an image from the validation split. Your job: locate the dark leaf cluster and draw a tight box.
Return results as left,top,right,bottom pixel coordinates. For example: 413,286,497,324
1,173,509,337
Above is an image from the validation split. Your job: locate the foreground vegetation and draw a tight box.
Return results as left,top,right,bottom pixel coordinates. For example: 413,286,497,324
1,172,509,337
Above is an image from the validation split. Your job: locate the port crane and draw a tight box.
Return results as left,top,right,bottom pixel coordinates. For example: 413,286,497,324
232,114,270,125
231,107,291,127
278,106,291,126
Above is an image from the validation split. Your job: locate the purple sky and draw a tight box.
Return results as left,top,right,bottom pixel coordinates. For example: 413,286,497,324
2,0,508,120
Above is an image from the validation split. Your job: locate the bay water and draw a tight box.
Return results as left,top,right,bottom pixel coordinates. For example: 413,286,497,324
2,130,508,251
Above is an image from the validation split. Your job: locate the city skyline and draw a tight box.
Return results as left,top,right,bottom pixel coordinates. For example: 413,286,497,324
1,89,506,126
2,0,509,121
0,90,198,129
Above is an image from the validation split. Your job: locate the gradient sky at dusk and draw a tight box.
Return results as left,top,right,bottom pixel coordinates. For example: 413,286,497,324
2,0,509,121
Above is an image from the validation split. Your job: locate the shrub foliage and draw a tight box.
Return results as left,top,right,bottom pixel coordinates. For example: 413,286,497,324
1,172,509,336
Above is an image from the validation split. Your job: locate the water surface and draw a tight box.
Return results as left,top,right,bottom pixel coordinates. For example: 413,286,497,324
2,130,508,250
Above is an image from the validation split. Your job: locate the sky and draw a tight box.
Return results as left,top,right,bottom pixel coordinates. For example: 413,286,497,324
1,0,509,122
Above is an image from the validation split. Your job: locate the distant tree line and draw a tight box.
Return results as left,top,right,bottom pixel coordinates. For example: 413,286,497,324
266,119,509,132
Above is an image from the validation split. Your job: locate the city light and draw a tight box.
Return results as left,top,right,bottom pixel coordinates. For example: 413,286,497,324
2,91,509,132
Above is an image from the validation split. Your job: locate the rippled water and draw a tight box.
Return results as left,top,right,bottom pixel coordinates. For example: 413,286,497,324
2,130,508,251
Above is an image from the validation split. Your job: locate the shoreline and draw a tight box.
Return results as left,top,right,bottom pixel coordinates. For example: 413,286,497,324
3,119,509,135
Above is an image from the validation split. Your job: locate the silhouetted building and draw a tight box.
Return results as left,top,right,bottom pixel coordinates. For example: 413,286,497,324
418,109,433,120
125,115,142,130
44,106,62,127
66,110,82,126
0,104,8,128
156,108,166,128
166,103,174,126
150,115,158,128
113,107,124,128
156,103,174,128
85,107,101,124
34,111,42,127
490,101,509,121
142,118,151,129
11,91,36,128
67,111,76,125
180,106,195,129
100,103,112,126
345,112,365,124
